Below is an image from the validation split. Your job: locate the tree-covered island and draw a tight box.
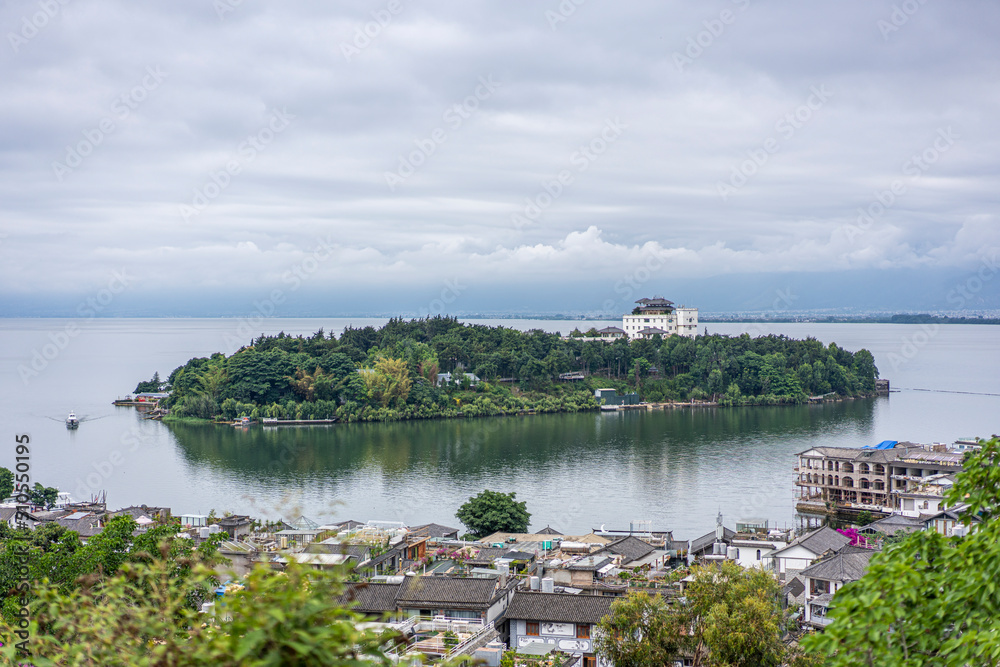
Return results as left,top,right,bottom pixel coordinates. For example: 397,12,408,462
148,316,880,423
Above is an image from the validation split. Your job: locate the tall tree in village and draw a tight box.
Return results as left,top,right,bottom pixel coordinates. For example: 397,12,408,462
596,561,795,667
0,468,13,501
803,436,1000,665
595,592,680,666
455,490,531,537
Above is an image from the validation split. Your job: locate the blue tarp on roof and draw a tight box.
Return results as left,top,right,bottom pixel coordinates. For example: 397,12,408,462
864,440,897,450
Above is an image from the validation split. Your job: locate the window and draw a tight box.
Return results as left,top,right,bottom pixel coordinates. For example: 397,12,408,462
756,549,762,561
526,622,539,636
583,657,597,667
735,548,740,559
576,624,591,639
810,579,831,596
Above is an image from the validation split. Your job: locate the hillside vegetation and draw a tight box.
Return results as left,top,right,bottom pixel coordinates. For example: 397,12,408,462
151,317,879,423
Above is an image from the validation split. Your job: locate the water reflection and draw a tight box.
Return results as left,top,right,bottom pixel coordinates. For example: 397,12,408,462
165,400,879,536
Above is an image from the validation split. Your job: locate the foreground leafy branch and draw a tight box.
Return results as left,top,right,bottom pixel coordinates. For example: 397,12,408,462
0,551,399,666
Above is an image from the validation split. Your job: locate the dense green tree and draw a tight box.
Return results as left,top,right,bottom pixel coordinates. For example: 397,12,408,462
28,483,59,509
155,319,878,422
517,357,549,391
0,467,12,500
803,436,1000,665
595,591,680,666
0,556,404,666
455,490,531,537
597,561,793,667
133,370,164,393
683,560,786,666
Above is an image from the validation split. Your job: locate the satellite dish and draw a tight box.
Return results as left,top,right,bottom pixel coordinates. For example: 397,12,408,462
600,524,606,533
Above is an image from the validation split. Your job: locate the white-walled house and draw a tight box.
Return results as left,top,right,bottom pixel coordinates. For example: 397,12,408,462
729,535,788,569
801,547,876,628
504,591,614,667
923,506,981,537
895,474,953,518
621,297,698,340
769,526,851,579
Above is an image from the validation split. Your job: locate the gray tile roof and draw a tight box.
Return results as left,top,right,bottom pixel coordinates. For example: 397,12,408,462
409,523,460,539
304,543,369,558
861,514,923,536
468,547,507,564
396,576,498,610
800,549,876,583
592,536,656,564
797,446,902,463
366,544,403,568
338,582,402,614
504,591,614,625
566,556,613,571
536,525,564,535
773,526,850,558
690,527,735,554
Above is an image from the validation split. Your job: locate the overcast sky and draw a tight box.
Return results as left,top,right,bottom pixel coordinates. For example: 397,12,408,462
1,0,998,316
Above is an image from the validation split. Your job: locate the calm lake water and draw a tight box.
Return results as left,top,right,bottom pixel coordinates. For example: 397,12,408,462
0,318,997,540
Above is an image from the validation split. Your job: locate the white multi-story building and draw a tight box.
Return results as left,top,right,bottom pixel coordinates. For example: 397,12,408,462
621,297,698,340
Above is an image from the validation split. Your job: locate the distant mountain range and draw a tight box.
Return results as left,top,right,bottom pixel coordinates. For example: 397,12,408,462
1,267,997,318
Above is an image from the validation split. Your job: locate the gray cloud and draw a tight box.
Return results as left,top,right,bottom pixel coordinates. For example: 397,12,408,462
0,0,998,312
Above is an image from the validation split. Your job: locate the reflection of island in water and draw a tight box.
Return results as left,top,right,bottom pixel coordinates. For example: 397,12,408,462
165,399,879,481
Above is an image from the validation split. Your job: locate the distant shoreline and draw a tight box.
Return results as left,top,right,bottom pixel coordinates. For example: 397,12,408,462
700,315,1000,325
1,313,998,323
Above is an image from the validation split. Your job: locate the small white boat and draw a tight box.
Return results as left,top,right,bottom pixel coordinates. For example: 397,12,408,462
233,416,252,427
66,411,80,429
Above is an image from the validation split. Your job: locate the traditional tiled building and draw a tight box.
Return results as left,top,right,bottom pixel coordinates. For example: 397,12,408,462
503,591,614,667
